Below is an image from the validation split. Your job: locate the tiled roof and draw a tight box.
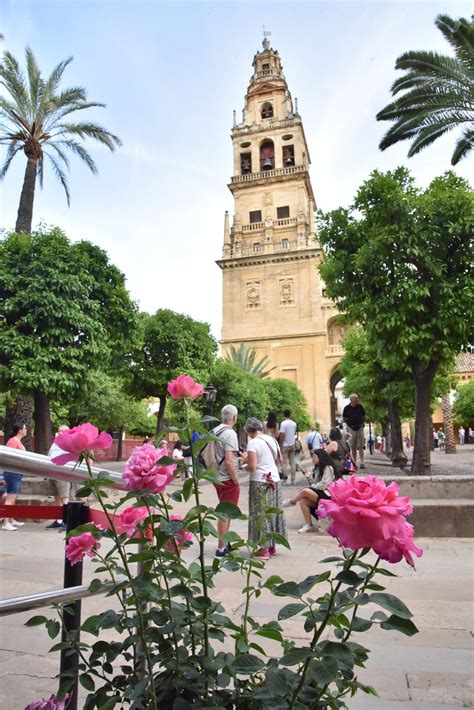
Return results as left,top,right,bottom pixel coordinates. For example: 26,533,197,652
455,352,474,373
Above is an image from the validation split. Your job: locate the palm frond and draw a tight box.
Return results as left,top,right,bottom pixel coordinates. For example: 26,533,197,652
45,141,71,171
45,151,71,204
49,138,97,173
52,120,122,149
43,99,106,133
37,154,44,189
0,141,22,179
226,343,276,379
377,13,474,163
25,46,43,115
0,51,30,116
451,126,474,164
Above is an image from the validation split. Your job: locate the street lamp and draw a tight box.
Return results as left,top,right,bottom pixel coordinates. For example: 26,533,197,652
204,383,218,419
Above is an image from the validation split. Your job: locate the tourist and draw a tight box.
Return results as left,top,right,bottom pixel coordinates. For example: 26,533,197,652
405,434,412,449
323,427,347,476
305,425,323,457
243,417,286,559
46,425,81,532
278,410,297,484
438,429,445,451
376,435,383,453
433,428,439,449
342,394,366,468
469,427,473,444
458,426,465,445
283,448,342,533
2,423,27,532
264,410,286,481
213,404,240,558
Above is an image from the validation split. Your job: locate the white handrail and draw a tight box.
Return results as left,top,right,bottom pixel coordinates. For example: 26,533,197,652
0,446,124,489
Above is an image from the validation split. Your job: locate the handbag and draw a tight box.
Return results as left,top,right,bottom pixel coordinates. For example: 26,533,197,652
343,451,357,473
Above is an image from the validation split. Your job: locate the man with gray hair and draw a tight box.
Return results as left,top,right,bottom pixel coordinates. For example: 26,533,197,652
342,394,366,469
213,404,240,558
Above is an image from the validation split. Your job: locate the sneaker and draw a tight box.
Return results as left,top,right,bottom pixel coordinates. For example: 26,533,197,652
298,524,315,534
268,545,277,556
57,523,67,533
214,542,231,558
282,499,295,508
253,548,270,560
11,520,25,527
359,464,366,469
46,520,63,530
1,522,18,531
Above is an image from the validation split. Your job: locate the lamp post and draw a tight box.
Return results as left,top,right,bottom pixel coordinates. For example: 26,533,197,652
204,383,218,421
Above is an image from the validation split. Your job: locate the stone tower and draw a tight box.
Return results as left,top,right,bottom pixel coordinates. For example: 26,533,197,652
217,39,343,430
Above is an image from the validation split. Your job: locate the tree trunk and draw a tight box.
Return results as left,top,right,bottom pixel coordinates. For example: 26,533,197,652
411,361,438,475
155,394,167,437
15,157,37,234
6,395,34,451
34,390,52,454
387,400,408,468
441,394,457,454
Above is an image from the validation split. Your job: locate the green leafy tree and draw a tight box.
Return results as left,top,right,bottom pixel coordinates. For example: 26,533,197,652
0,226,137,453
319,168,473,474
225,343,276,379
263,378,312,431
0,46,121,234
453,380,474,424
210,359,269,429
131,309,217,434
377,14,474,165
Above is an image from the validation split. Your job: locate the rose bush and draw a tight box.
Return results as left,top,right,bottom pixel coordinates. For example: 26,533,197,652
52,423,113,465
27,375,423,710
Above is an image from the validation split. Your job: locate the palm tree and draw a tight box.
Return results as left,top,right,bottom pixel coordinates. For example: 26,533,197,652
0,46,122,233
377,14,474,165
226,344,276,379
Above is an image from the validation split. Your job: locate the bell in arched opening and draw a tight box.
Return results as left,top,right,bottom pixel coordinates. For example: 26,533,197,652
260,140,275,171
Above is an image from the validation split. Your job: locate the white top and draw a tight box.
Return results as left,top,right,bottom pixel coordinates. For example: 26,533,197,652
48,440,67,459
246,434,280,483
172,448,184,461
279,418,297,447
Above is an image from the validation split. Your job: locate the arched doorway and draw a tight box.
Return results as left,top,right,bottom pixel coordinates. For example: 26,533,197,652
329,368,344,427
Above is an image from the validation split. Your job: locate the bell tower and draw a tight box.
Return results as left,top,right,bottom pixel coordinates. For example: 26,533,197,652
217,39,341,430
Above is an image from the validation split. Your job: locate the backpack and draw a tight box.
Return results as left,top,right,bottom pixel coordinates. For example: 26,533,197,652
343,448,357,473
199,425,227,470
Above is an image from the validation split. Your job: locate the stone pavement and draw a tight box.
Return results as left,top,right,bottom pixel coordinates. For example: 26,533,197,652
341,444,474,477
0,469,473,709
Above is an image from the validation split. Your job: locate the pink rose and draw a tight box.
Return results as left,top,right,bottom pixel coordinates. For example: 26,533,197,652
122,445,176,493
167,374,205,400
66,530,101,566
52,423,113,465
161,514,193,553
373,521,423,568
25,694,70,710
117,506,151,537
318,475,413,550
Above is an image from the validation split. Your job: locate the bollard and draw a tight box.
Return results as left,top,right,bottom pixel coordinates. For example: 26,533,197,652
59,501,89,710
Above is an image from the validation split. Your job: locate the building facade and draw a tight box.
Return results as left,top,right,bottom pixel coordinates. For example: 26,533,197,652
217,39,344,430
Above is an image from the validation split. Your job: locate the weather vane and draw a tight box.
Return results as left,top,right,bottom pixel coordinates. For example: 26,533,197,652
262,25,271,49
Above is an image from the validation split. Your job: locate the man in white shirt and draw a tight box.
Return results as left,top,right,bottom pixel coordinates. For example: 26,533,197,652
278,410,297,484
46,425,80,532
305,426,323,457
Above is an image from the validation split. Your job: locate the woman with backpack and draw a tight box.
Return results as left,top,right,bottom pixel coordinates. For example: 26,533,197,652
324,427,348,477
282,448,343,533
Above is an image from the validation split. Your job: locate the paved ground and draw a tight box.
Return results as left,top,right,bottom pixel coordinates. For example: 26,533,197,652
0,462,473,709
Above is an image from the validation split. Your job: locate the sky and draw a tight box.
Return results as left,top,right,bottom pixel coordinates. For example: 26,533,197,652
1,0,472,343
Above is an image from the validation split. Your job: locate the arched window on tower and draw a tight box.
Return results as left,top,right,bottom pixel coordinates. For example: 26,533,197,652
261,102,273,119
260,140,275,171
240,153,252,174
282,145,295,167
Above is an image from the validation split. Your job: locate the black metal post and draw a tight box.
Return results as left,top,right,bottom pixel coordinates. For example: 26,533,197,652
60,501,89,710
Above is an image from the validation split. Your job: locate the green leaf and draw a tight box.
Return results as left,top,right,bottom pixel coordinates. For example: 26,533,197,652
280,648,309,666
370,592,413,619
351,616,373,632
80,673,95,691
230,654,265,674
268,532,291,549
299,571,331,594
308,657,339,684
182,477,194,502
88,579,103,593
278,603,306,620
273,581,301,598
25,615,48,627
46,619,60,639
255,627,284,642
335,570,361,586
380,614,419,636
215,502,243,519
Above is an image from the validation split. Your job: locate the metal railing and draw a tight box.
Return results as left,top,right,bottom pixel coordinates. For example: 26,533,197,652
0,449,128,709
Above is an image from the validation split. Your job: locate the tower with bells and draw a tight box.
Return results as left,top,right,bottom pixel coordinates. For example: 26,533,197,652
217,38,343,430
